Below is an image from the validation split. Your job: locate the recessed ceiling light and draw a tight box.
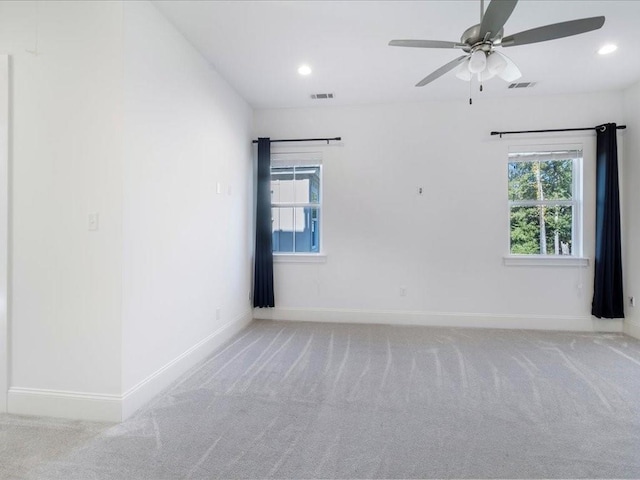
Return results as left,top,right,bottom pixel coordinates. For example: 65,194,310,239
598,44,617,55
298,65,312,76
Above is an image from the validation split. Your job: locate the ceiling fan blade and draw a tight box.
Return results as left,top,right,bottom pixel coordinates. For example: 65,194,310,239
480,0,518,39
416,56,468,87
494,51,522,82
389,39,467,49
501,16,605,47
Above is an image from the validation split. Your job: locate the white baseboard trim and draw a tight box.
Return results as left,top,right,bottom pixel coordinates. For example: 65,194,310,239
8,387,121,422
8,310,253,423
624,319,640,340
253,307,624,333
121,310,252,420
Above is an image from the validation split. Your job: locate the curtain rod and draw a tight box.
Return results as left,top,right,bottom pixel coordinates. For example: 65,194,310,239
491,125,626,138
252,137,341,145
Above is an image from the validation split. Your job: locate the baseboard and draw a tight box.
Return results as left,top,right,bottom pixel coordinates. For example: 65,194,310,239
7,387,121,422
253,307,624,333
121,310,252,420
8,310,253,423
624,319,640,340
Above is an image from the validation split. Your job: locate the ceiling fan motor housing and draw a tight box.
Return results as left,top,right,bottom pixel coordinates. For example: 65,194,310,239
461,24,504,50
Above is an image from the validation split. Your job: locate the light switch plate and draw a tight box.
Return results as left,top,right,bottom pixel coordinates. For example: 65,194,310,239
88,212,99,231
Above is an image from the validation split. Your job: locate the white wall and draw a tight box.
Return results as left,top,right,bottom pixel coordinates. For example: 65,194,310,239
121,2,253,413
623,80,640,339
254,92,625,331
0,1,253,421
1,1,124,417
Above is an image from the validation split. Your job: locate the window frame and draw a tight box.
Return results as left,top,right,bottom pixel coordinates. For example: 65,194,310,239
270,151,325,261
505,144,587,266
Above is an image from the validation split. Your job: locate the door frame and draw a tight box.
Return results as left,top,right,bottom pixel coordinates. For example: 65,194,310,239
0,54,9,413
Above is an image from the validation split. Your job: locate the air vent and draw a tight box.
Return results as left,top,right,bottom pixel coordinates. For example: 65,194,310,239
508,82,537,89
310,93,334,99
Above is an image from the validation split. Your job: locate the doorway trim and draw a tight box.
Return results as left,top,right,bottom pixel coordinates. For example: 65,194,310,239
0,55,9,413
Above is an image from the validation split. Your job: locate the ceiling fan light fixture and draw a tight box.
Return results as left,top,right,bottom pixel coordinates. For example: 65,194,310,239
455,59,472,80
486,52,507,75
468,50,487,73
478,69,496,82
498,64,522,82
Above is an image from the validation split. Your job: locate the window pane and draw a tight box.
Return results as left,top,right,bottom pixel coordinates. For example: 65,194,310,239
294,166,321,204
510,206,541,254
272,206,321,253
543,205,573,255
510,205,573,255
508,161,536,201
508,159,573,201
272,207,294,253
271,167,294,204
540,159,573,200
295,207,320,253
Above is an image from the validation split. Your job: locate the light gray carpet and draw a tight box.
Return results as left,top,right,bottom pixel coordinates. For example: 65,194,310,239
0,414,108,480
7,320,640,479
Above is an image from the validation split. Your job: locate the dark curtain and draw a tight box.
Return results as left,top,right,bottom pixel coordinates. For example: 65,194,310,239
253,138,275,308
592,123,624,318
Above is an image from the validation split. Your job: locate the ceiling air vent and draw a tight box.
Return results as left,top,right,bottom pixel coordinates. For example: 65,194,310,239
508,82,537,89
310,93,334,99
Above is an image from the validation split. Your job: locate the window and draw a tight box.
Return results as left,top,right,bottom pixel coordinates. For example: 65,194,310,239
508,147,582,257
271,153,322,254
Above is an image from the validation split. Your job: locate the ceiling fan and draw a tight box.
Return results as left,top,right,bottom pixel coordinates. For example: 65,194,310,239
389,0,605,87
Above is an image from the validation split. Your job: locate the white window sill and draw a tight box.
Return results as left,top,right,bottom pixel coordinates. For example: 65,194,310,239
273,253,327,264
503,255,589,267
504,255,589,267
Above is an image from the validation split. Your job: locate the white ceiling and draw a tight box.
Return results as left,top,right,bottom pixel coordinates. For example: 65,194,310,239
154,0,640,110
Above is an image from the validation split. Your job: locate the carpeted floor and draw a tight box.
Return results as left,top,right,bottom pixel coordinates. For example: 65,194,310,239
4,320,640,479
0,413,109,479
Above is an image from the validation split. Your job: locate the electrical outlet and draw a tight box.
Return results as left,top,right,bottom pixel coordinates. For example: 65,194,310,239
400,286,407,297
216,308,221,320
630,296,636,307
